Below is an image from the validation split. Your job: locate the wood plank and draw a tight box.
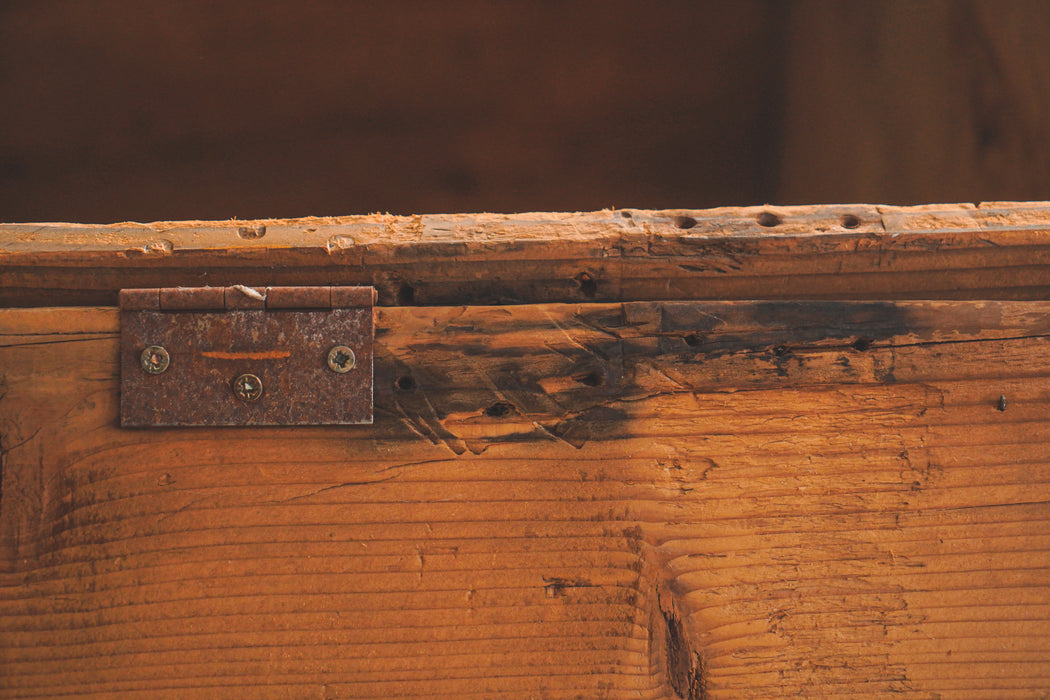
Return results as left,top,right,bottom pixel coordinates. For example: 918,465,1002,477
4,202,1050,307
2,300,1049,697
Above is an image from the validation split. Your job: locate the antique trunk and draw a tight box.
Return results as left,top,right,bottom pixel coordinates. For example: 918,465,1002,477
2,203,1049,698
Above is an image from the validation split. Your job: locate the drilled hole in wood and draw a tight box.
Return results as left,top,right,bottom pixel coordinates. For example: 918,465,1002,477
683,334,702,347
484,402,514,418
757,211,781,227
575,370,604,387
620,210,633,218
851,337,873,352
396,375,416,392
674,215,697,230
575,272,597,298
841,214,861,229
397,283,415,305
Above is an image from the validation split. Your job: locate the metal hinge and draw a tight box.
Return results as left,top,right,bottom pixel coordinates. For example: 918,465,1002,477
120,285,375,427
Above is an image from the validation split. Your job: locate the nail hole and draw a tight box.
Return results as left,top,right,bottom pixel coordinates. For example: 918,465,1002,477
851,337,873,352
674,215,697,230
772,345,789,357
484,401,515,418
841,214,861,229
575,272,597,298
575,370,604,387
397,283,415,305
396,375,416,392
757,212,781,227
683,334,702,347
237,225,266,239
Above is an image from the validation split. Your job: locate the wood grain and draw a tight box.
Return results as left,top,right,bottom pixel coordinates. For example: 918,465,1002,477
4,202,1050,308
2,300,1049,697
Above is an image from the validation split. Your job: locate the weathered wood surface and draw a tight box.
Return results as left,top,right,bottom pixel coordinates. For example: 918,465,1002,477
2,300,1049,697
4,202,1050,307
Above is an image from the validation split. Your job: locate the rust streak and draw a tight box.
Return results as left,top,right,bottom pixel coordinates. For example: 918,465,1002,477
200,350,291,360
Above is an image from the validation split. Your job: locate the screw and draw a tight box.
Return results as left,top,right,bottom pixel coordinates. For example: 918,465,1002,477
140,345,170,374
232,373,263,402
327,345,356,373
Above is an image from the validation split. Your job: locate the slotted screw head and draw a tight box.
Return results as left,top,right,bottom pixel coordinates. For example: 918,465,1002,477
140,345,170,374
232,373,263,402
327,345,356,373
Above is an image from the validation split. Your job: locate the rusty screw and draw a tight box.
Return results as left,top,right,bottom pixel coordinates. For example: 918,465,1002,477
232,373,263,402
327,345,356,373
140,345,170,375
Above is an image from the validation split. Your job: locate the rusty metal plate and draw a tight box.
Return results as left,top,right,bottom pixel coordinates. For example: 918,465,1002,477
120,287,374,427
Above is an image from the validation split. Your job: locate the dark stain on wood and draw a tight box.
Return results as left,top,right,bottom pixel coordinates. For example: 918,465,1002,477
364,300,1034,450
659,301,913,356
543,576,595,598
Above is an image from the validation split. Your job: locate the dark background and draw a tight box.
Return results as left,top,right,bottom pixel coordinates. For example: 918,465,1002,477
1,0,1048,224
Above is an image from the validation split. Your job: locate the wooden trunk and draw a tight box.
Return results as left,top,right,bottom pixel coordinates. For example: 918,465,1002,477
2,203,1050,698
